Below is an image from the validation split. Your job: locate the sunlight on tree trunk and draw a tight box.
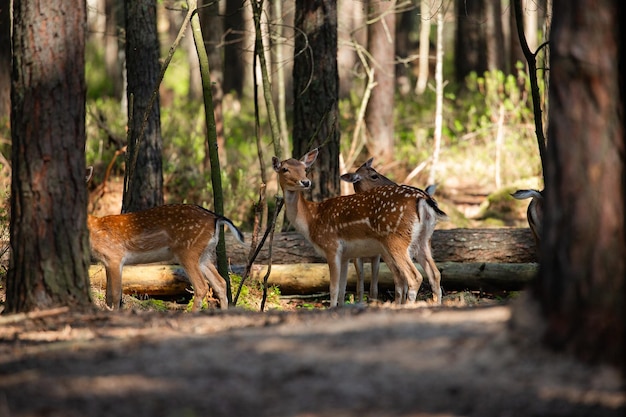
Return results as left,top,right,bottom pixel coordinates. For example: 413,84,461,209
427,4,444,185
415,0,431,95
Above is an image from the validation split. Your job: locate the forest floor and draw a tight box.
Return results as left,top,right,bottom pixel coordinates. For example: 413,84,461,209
0,289,624,417
0,180,624,416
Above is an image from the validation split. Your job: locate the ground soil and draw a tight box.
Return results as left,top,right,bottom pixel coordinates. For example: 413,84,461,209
0,293,624,417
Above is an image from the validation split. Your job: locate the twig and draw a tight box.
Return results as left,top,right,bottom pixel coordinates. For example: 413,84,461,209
0,306,70,325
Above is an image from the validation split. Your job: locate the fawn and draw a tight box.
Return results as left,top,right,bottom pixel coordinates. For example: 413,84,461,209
86,169,244,310
273,149,446,307
341,157,439,302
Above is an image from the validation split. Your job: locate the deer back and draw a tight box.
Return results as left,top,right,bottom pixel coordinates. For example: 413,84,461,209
88,204,243,264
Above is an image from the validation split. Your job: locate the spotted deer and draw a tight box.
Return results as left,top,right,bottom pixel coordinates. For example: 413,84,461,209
511,189,544,251
86,169,244,311
341,157,439,302
273,149,446,307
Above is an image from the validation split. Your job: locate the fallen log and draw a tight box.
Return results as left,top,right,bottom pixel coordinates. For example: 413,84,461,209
224,228,537,265
89,262,538,297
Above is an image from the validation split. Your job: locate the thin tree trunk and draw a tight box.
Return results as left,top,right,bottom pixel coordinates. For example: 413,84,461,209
415,0,431,95
188,0,230,301
427,5,443,185
364,0,396,165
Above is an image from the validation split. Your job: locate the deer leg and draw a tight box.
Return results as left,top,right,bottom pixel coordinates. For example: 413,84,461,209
338,259,349,305
180,260,209,311
369,255,381,301
201,261,229,310
353,258,365,303
105,262,123,310
327,254,342,307
416,248,442,305
380,252,407,304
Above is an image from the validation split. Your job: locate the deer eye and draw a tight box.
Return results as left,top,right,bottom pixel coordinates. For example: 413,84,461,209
281,167,289,173
371,174,379,179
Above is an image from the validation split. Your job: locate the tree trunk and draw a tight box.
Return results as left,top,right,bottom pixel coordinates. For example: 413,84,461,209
221,228,538,265
122,0,164,212
6,0,91,313
0,0,11,120
223,0,246,97
484,0,505,72
414,0,431,95
90,262,538,297
538,0,624,369
104,0,124,100
199,0,226,170
454,0,487,84
364,0,396,165
292,0,340,202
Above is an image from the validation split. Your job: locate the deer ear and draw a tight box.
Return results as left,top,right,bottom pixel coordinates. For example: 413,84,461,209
302,148,319,167
340,173,360,183
271,156,281,172
365,157,374,168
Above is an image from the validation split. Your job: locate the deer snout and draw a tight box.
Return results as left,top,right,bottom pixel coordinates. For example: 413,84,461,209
300,179,312,189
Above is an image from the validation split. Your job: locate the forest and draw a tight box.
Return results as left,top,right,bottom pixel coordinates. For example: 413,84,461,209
0,0,624,401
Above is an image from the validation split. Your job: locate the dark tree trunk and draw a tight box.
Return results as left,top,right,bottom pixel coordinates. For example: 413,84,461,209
6,0,91,313
223,0,246,97
122,0,164,212
538,0,624,370
104,0,125,100
0,0,10,120
292,0,340,202
484,0,505,72
454,0,487,83
364,0,396,165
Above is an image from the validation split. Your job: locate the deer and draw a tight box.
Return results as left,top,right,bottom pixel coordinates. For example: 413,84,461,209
86,168,245,311
340,157,439,303
511,189,544,252
272,149,446,307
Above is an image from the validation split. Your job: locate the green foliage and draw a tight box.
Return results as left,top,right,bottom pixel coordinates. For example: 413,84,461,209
85,41,115,99
230,274,282,311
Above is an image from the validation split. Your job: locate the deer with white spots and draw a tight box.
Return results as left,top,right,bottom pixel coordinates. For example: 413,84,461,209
341,157,440,303
86,168,244,311
273,149,446,307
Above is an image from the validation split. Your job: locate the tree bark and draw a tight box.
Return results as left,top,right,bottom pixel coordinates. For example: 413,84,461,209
221,228,537,265
292,0,340,202
199,0,226,169
537,0,624,369
223,0,247,97
6,0,91,313
122,0,164,212
364,0,396,165
90,262,538,297
0,0,11,120
454,0,487,84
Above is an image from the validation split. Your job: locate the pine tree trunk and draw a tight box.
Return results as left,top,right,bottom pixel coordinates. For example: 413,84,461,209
123,0,164,212
292,0,340,202
538,0,624,369
6,0,91,313
364,0,396,165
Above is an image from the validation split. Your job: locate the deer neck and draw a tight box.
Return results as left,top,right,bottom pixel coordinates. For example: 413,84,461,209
283,189,318,239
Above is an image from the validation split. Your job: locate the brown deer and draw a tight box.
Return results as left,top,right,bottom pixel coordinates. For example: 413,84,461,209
511,189,544,251
341,157,439,302
86,169,245,311
273,149,446,307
